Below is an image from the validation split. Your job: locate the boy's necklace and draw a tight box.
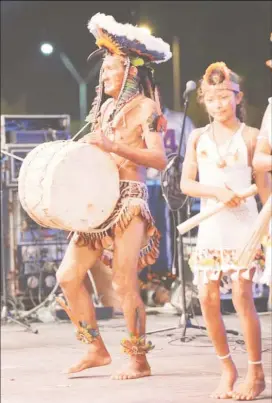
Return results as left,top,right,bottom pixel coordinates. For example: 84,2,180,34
211,120,242,168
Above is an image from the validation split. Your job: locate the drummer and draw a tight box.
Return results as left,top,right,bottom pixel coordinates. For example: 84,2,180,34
56,13,171,380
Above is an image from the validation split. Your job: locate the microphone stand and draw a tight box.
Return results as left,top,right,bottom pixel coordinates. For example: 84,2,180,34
146,91,239,340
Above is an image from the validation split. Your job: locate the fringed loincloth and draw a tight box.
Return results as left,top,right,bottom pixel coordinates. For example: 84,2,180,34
71,180,161,271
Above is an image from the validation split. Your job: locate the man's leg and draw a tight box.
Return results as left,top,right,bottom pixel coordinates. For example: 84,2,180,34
56,236,111,373
111,216,152,380
88,261,122,312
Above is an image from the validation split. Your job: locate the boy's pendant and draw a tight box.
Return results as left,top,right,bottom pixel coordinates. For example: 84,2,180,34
216,157,227,168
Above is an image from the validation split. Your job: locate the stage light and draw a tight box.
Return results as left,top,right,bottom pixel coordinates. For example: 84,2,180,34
139,25,151,35
40,43,54,56
39,43,89,123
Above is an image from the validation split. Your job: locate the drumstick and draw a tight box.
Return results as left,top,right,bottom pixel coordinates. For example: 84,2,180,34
1,149,24,161
70,121,91,141
237,195,272,268
177,184,258,236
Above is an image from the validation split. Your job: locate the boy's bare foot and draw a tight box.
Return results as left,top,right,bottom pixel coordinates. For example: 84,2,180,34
210,359,238,399
232,365,265,401
111,355,151,380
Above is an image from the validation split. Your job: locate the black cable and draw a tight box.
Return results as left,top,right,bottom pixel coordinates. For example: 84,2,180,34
170,210,178,276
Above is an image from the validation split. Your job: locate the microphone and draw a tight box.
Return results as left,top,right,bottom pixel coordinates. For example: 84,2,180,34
183,80,197,100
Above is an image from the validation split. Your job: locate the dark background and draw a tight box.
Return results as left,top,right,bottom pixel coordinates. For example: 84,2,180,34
1,1,271,128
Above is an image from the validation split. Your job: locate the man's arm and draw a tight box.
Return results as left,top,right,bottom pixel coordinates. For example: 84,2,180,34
253,103,272,173
86,107,168,171
248,128,272,205
112,107,167,170
253,140,272,174
111,129,167,171
253,140,272,173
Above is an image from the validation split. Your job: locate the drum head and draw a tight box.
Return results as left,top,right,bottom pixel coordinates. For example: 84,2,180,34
18,141,120,232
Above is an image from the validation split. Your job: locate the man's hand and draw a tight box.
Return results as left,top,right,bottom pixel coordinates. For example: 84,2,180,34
79,129,114,153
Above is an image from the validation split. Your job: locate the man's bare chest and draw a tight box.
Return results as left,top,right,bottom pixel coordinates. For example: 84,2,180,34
101,103,144,147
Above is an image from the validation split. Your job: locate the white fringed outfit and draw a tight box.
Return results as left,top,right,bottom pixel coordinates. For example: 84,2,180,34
189,123,265,293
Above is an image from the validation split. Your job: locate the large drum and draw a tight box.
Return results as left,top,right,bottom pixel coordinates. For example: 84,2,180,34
18,141,120,232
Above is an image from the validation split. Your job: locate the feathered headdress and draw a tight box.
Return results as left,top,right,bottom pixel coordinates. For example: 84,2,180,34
200,62,240,94
87,13,172,65
85,13,171,133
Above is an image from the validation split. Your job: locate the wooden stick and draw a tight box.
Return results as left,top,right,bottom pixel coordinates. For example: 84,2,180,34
177,184,258,236
1,149,24,161
237,195,272,268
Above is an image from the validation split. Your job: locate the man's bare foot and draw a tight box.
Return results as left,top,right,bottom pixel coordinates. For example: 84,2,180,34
64,343,112,374
210,360,238,399
231,366,265,401
111,355,151,380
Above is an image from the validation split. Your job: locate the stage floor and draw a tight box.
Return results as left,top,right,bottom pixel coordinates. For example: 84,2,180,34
1,311,271,403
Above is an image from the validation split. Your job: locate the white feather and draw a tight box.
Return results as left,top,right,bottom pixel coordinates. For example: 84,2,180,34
87,13,172,63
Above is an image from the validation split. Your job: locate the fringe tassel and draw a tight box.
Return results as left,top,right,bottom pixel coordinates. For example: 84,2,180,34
73,200,161,271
